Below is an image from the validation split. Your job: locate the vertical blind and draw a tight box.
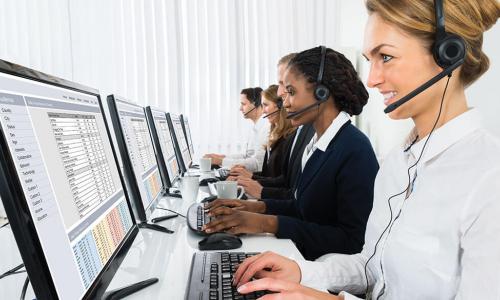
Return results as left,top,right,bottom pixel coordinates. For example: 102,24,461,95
0,0,343,159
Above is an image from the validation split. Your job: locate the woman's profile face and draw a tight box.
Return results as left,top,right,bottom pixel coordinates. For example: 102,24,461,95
363,13,445,120
262,96,278,124
282,68,318,127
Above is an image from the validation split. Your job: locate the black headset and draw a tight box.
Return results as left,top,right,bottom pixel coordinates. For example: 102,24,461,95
276,98,283,109
314,46,330,102
432,0,466,68
251,87,262,107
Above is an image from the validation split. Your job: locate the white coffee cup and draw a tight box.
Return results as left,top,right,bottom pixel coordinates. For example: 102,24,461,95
179,175,200,202
199,157,212,172
215,181,245,199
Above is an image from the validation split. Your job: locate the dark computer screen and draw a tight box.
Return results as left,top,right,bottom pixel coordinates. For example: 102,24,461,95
0,61,136,299
107,96,163,221
180,114,195,158
167,113,191,173
145,107,181,187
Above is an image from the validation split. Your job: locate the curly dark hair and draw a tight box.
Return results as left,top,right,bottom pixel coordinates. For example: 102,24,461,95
287,46,369,116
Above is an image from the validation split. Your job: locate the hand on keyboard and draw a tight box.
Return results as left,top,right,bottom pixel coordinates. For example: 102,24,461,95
232,251,301,288
204,199,265,214
202,207,276,235
237,277,339,300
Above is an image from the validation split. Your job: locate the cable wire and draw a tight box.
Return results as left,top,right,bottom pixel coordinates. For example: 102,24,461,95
364,75,451,299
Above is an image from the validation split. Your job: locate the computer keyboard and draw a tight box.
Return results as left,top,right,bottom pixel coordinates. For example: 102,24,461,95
186,251,270,300
216,168,230,180
187,203,211,234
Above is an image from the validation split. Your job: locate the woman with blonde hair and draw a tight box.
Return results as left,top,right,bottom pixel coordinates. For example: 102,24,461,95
252,84,296,179
231,0,500,299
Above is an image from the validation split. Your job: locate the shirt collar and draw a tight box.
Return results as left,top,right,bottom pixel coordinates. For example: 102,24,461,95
311,111,351,152
404,109,482,164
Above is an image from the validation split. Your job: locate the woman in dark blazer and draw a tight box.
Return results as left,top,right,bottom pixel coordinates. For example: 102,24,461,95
203,46,379,260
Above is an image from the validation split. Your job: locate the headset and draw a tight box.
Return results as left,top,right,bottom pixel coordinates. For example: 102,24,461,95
243,87,262,116
384,0,465,113
263,98,283,119
286,45,331,119
365,1,466,298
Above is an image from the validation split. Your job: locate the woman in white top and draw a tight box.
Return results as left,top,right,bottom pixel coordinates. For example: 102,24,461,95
232,0,500,299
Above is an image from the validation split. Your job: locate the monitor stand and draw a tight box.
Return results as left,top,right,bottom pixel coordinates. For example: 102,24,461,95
102,277,158,300
137,221,174,234
162,187,182,198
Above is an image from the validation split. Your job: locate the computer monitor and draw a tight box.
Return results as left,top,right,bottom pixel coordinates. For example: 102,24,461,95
167,113,192,173
0,60,137,299
145,107,181,188
180,114,195,158
106,95,163,223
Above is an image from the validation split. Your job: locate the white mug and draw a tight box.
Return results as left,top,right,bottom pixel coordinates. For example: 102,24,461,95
215,181,245,199
199,157,212,172
179,175,200,202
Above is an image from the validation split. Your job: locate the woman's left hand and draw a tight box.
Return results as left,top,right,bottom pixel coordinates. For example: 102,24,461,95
230,166,253,179
202,207,276,234
237,278,341,300
237,177,263,199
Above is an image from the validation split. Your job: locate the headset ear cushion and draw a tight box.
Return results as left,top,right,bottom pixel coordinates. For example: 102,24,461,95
314,85,330,102
433,33,466,68
277,99,283,109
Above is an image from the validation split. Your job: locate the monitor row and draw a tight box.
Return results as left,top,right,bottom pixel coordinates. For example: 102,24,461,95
0,59,194,299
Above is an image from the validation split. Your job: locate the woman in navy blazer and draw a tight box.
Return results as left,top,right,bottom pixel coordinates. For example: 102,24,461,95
203,46,378,260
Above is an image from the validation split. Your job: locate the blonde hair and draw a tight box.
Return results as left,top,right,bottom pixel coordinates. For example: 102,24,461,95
262,84,295,148
366,0,500,87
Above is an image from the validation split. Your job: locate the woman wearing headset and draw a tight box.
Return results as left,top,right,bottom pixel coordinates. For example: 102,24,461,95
231,0,500,299
204,46,379,260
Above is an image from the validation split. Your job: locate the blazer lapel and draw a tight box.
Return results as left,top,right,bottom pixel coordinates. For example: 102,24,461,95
296,121,350,198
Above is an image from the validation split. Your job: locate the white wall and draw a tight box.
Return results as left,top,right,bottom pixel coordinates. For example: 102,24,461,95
0,0,498,162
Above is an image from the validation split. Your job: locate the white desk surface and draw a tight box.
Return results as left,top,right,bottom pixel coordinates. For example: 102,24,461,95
0,184,303,299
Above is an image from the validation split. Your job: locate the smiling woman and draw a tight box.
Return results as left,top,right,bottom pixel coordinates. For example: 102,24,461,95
229,0,500,299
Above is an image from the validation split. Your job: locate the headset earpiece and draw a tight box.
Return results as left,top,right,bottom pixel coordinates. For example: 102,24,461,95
315,46,330,102
432,0,466,68
433,33,466,68
252,87,262,107
277,99,283,109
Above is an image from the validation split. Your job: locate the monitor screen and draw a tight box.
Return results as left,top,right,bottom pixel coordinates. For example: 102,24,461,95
181,115,195,157
169,113,191,171
108,96,162,219
0,63,135,299
146,107,180,187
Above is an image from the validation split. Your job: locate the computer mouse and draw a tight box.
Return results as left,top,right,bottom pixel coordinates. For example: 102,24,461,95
199,177,219,186
198,232,242,251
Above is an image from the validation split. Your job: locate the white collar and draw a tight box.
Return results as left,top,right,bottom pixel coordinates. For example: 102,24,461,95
404,109,482,164
310,111,351,152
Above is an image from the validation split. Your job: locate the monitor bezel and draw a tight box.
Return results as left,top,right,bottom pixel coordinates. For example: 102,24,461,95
179,114,195,158
0,59,139,300
166,112,188,173
106,95,163,222
145,106,174,188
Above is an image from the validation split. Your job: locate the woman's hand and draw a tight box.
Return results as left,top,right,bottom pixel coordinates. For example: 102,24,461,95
204,199,266,213
233,251,302,287
202,207,277,235
204,153,225,166
237,278,340,300
237,177,263,199
230,166,253,179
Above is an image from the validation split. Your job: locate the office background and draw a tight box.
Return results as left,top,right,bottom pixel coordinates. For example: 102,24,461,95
0,0,498,160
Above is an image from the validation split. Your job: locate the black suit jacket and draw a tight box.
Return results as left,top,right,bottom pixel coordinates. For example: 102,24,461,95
257,124,315,199
253,133,292,178
264,122,379,260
